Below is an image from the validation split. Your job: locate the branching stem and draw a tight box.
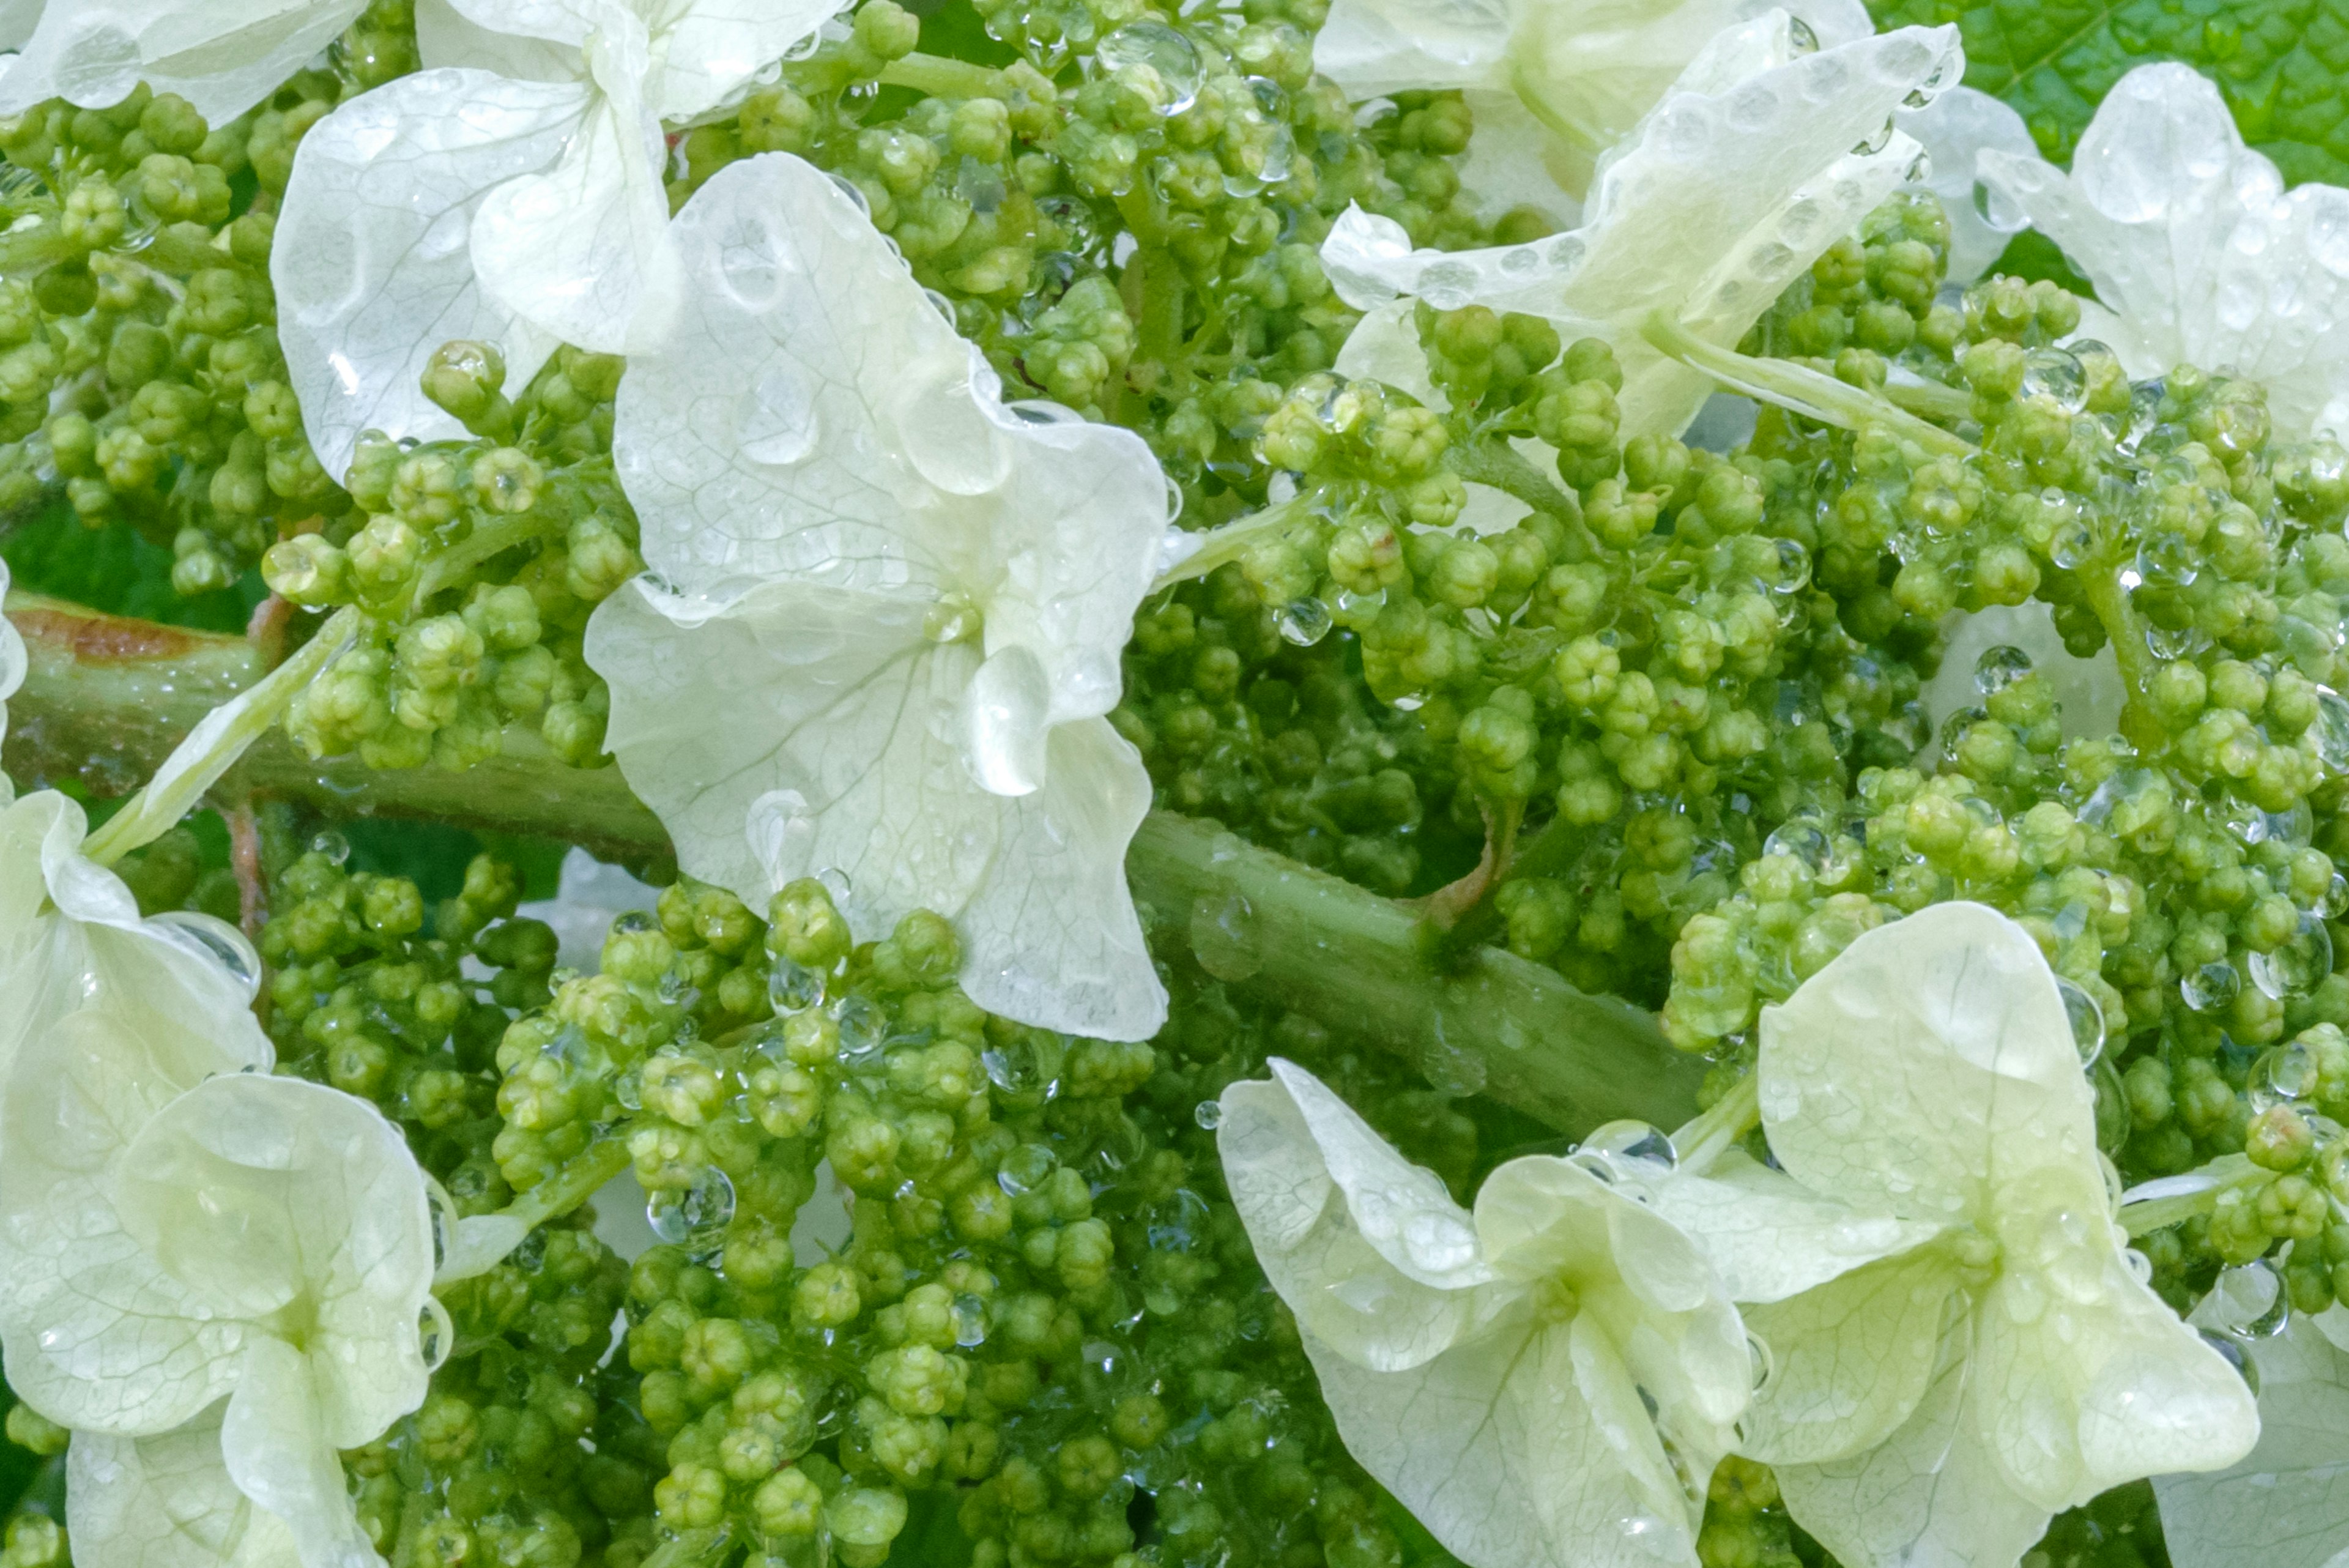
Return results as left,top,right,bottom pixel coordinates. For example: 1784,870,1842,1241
1641,311,1976,458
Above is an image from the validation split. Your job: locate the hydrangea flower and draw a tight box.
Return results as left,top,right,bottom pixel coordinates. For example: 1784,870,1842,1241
275,0,849,481
69,1404,300,1568
1217,1059,1752,1567
1325,18,1962,439
1978,62,2349,439
1687,902,2259,1567
0,0,365,126
1313,0,1871,217
584,152,1171,1042
1,1065,436,1568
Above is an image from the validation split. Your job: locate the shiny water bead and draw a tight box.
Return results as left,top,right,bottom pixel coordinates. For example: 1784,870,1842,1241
833,995,886,1065
2313,687,2349,771
311,828,351,864
418,1297,453,1372
770,956,825,1013
1192,1099,1224,1129
1095,21,1203,114
2214,1258,2292,1337
2199,1329,2261,1394
2136,530,2200,586
1275,597,1332,646
2250,1042,2323,1112
2020,347,2086,411
2182,961,2243,1012
1189,891,1263,983
2250,915,2334,999
1573,1120,1677,1175
647,1166,736,1246
2055,977,2106,1066
1973,644,2034,695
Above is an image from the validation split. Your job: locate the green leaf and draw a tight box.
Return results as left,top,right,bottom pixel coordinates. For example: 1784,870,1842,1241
1866,0,2349,185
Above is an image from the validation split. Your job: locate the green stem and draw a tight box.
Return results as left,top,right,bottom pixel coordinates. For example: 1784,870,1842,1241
2077,562,2163,752
4,595,1708,1136
1671,1071,1759,1176
415,513,560,611
1640,311,1976,458
81,606,359,867
1882,378,1974,424
877,51,1006,98
1447,439,1582,521
1154,492,1313,590
502,1136,634,1233
2118,1154,2271,1237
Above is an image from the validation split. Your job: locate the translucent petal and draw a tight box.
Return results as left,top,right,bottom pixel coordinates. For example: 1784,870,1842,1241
1920,601,2125,749
69,1405,300,1568
612,152,1168,721
273,70,579,482
220,1337,382,1568
0,0,36,52
1979,62,2349,439
1631,1150,1949,1304
1311,0,1507,98
0,1005,262,1435
648,0,856,121
1736,1242,1959,1466
0,0,366,127
1217,1060,1499,1370
0,559,23,790
469,20,683,355
2154,1315,2349,1568
1757,901,2107,1228
414,0,582,76
514,847,659,972
1319,21,1963,436
1453,89,1582,225
1896,86,2036,286
1776,1346,2054,1568
114,1074,433,1444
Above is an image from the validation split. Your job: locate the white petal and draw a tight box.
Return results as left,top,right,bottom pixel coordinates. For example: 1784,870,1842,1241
69,1407,300,1568
1920,601,2125,751
0,0,38,52
1216,1060,1499,1370
1978,62,2349,438
1310,0,1509,100
0,559,23,779
470,21,682,355
1453,89,1581,225
1632,1149,1949,1304
1319,23,1965,437
220,1338,382,1568
0,1006,257,1435
649,0,855,121
1757,901,2106,1228
1736,1242,1960,1466
415,0,584,77
114,1074,432,1444
1776,1343,2054,1568
2154,1315,2349,1568
0,0,366,126
956,718,1165,1041
1970,1251,2258,1510
615,152,1168,726
1896,86,2036,286
437,0,605,48
514,846,659,973
274,70,581,482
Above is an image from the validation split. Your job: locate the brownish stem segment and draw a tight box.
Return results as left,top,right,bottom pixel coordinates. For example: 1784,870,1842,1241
4,595,1707,1135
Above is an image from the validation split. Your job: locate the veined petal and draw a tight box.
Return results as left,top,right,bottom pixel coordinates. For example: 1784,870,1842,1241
1757,901,2106,1228
2154,1314,2349,1568
1310,0,1510,100
1319,22,1963,437
470,18,682,355
1631,1150,1950,1305
0,1006,259,1435
1775,1342,2054,1568
1978,63,2349,439
1895,86,2035,287
114,1074,434,1445
0,0,366,126
1736,1241,1959,1466
650,0,854,121
415,0,584,76
1217,1060,1497,1370
220,1337,382,1568
274,69,581,483
612,152,1168,725
69,1406,300,1568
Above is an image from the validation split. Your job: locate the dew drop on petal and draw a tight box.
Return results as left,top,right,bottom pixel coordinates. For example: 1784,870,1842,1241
2056,978,2105,1066
418,1297,453,1372
2199,1328,2261,1394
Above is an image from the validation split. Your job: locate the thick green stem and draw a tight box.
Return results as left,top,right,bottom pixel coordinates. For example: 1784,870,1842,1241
876,51,1006,98
2118,1154,2271,1237
4,596,1705,1135
2077,562,2164,753
1447,439,1583,521
502,1137,634,1233
1154,493,1313,590
1641,311,1976,458
1882,378,1974,424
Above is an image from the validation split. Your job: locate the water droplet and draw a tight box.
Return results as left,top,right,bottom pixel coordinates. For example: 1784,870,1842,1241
2221,1258,2292,1337
2317,873,2349,920
1193,1099,1224,1130
1770,538,1811,593
1850,115,1896,157
1762,817,1857,882
1973,644,2034,696
833,995,885,1065
1746,1332,1774,1392
997,1143,1056,1197
2315,687,2349,770
2251,915,2334,1000
2057,978,2106,1066
769,956,824,1013
152,912,262,997
1189,892,1263,983
981,1032,1063,1102
647,1167,735,1246
613,1065,644,1112
2145,622,2213,660
737,368,819,464
418,1297,452,1372
1787,15,1818,51
2181,961,2241,1013
310,830,349,865
1574,1120,1677,1178
2021,347,2086,411
2136,530,2199,587
2048,520,2095,569
2251,1041,2323,1110
2199,1328,2261,1394
952,1293,989,1347
1095,21,1203,114
1275,597,1332,647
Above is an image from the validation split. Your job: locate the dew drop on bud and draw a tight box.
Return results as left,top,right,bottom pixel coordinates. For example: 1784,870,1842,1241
2250,1041,2321,1111
1094,21,1203,114
647,1167,735,1247
2250,915,2334,1000
1275,597,1332,647
1573,1120,1677,1176
2020,347,2085,412
1973,644,2033,696
2180,960,2240,1013
1787,15,1818,52
2055,978,2104,1066
311,830,350,865
1189,892,1262,983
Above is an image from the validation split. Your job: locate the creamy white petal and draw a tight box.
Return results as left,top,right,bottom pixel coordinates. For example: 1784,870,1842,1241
0,1006,260,1435
1311,0,1510,100
220,1337,381,1568
1776,1341,2054,1568
274,70,581,482
649,0,852,121
114,1074,433,1444
514,845,659,973
1757,901,2106,1227
1978,62,2349,438
69,1407,300,1568
1631,1149,1949,1304
1217,1060,1499,1370
2154,1315,2349,1568
415,0,584,76
1321,22,1963,436
0,0,366,127
1896,86,2035,286
1736,1242,1962,1466
1453,89,1582,225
